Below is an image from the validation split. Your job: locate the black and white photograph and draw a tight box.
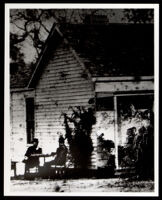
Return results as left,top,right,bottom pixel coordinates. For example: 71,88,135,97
4,3,159,196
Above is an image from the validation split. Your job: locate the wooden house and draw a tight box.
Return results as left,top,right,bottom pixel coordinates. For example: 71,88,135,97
10,22,154,170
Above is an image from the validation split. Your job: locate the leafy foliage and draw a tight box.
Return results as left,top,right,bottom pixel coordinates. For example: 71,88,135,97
123,9,154,24
97,133,115,168
63,106,96,168
10,9,153,66
118,108,154,179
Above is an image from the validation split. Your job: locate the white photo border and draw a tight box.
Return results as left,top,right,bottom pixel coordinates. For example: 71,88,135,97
4,3,159,197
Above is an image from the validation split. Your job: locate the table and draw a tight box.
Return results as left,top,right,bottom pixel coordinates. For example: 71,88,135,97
30,153,56,166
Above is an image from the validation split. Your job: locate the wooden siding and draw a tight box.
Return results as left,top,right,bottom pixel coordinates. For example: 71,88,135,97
95,80,154,92
10,90,34,161
34,42,96,168
95,111,115,168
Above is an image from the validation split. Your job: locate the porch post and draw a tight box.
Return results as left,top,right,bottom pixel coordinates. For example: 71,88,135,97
114,95,119,169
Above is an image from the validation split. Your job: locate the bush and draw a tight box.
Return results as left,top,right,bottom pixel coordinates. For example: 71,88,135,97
63,106,96,169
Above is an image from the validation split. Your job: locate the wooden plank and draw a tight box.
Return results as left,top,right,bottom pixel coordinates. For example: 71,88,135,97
45,66,81,74
12,108,25,112
12,96,25,101
35,125,97,132
49,60,78,66
50,56,76,63
35,92,93,100
36,84,93,92
37,79,91,88
36,82,92,88
51,53,73,59
48,65,77,72
12,111,25,116
44,66,82,74
43,66,82,74
42,62,80,73
35,112,64,117
35,122,96,129
39,72,86,81
12,116,26,121
35,110,88,117
38,74,91,81
35,102,91,108
35,92,93,98
36,81,93,89
35,103,89,109
95,81,154,92
35,113,78,118
35,118,65,123
94,76,154,82
35,94,93,102
52,49,72,55
36,86,93,93
35,94,93,101
34,127,64,131
47,62,78,69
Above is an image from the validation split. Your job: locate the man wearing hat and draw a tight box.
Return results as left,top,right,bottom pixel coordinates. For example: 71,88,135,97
45,136,68,168
23,138,42,173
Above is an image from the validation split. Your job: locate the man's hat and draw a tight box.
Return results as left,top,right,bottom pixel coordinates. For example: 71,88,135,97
33,138,39,143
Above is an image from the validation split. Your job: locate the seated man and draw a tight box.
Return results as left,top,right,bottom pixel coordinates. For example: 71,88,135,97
46,136,68,168
23,138,42,173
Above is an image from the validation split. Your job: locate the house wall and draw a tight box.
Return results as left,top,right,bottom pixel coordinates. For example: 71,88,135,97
10,48,154,170
34,42,97,168
96,111,115,168
10,89,34,161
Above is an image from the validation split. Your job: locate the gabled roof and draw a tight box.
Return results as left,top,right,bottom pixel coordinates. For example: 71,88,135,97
10,23,154,89
63,23,153,77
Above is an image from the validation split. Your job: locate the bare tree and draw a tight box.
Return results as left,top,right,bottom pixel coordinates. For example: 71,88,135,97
10,9,153,67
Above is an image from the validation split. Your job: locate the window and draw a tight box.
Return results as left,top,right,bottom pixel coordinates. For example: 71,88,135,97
26,98,35,144
96,96,114,111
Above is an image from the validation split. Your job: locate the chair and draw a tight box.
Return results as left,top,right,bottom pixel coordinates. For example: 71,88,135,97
24,155,40,175
49,149,68,178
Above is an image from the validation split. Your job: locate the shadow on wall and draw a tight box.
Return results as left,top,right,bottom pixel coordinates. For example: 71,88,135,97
118,104,154,180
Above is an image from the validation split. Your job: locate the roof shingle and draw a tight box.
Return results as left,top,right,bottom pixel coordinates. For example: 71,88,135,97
10,23,154,88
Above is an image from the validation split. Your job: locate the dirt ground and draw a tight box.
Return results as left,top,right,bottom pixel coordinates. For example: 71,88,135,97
10,178,154,194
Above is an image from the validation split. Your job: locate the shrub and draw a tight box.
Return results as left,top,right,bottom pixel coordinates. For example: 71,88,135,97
63,106,96,169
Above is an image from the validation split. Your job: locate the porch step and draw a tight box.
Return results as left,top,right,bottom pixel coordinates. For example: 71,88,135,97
115,168,136,177
38,166,115,179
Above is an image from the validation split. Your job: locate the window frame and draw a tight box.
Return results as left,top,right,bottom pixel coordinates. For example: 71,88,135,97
25,97,35,144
